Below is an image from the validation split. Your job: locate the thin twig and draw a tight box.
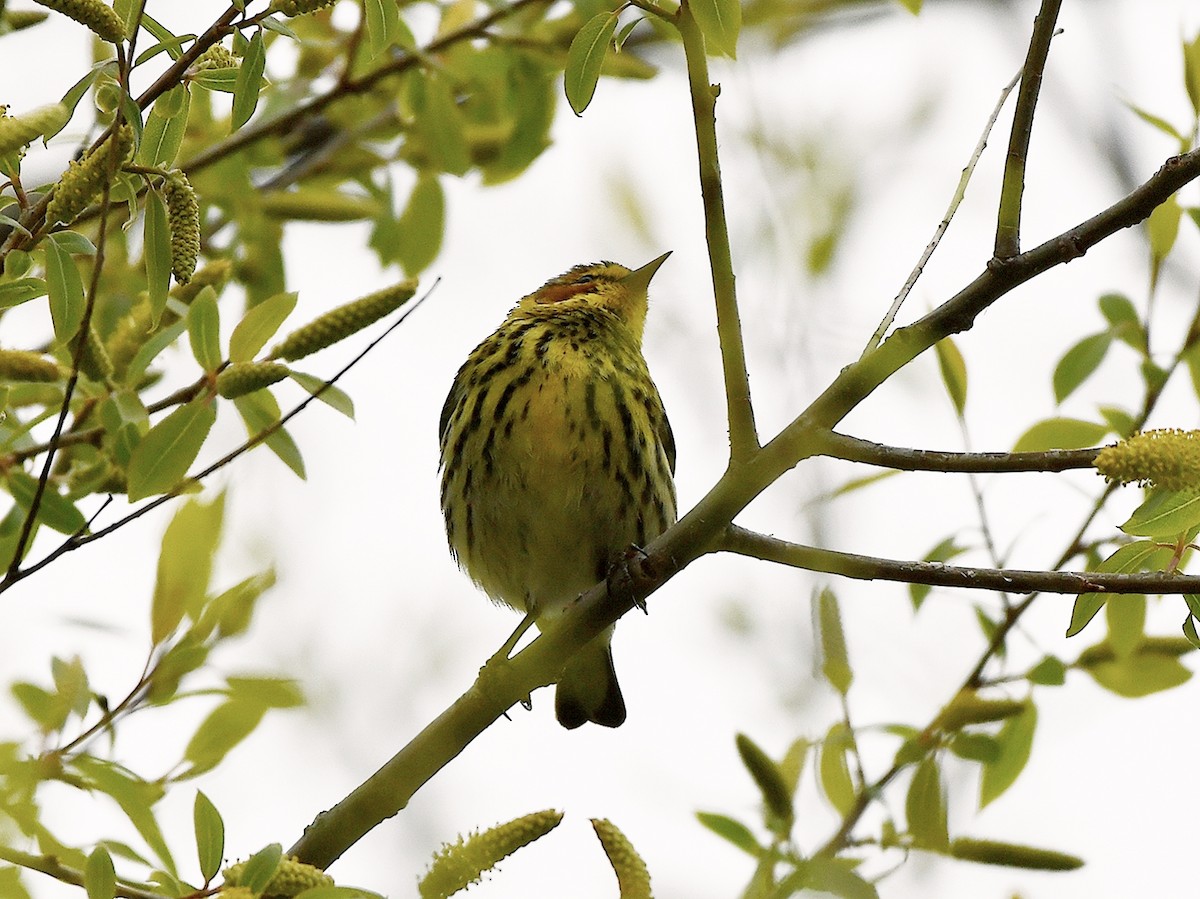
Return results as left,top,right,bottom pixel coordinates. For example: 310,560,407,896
864,70,1022,355
0,845,163,899
994,0,1063,258
814,429,1101,473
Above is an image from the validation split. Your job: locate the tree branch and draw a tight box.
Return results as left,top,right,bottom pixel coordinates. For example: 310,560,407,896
814,430,1101,473
720,525,1200,595
994,0,1062,258
676,1,759,462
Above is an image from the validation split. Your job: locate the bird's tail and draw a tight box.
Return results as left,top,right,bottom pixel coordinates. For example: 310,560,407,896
555,638,626,729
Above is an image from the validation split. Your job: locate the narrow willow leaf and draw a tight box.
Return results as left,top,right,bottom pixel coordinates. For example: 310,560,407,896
1105,594,1146,659
934,336,967,415
127,399,216,501
288,371,355,419
688,0,741,57
233,844,283,894
1121,490,1200,539
416,76,470,176
1147,194,1182,267
906,756,948,851
71,756,175,873
816,587,852,695
85,846,116,899
144,189,171,321
125,316,187,385
187,290,222,372
1068,541,1171,638
564,13,617,115
6,469,87,534
1012,417,1109,453
233,391,306,479
151,494,225,643
183,698,268,776
735,733,794,833
138,85,190,167
980,702,1035,808
194,791,225,882
363,0,402,57
817,723,855,815
0,278,48,309
231,29,266,131
229,291,297,362
391,174,444,275
1052,332,1112,404
44,232,86,341
694,812,762,856
801,858,879,899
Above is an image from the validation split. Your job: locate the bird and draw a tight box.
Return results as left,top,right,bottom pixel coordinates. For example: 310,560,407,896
438,253,677,728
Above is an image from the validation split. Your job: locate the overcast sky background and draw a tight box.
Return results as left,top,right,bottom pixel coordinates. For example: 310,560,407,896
5,0,1200,897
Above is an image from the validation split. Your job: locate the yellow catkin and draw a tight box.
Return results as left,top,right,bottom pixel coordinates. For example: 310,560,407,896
0,350,63,382
1093,428,1200,492
46,124,134,225
591,819,653,899
163,171,200,284
69,323,114,382
216,362,289,399
269,0,339,17
0,103,69,155
31,0,124,42
223,856,333,897
192,43,239,71
215,889,255,899
270,280,417,361
419,810,564,899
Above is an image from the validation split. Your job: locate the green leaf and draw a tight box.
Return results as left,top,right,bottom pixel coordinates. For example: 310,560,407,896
564,12,618,115
1052,332,1111,404
144,189,171,322
231,29,266,132
695,812,762,857
1012,417,1110,452
1184,32,1200,117
1148,194,1182,285
979,702,1036,808
1067,541,1170,637
44,232,86,342
125,315,188,385
363,0,403,57
689,0,741,57
1106,594,1146,659
288,371,355,419
194,791,225,883
934,336,967,415
778,737,810,797
237,844,283,894
50,231,98,255
948,732,1001,764
414,76,470,176
226,675,303,709
1027,655,1066,686
151,494,225,644
1121,490,1200,539
390,174,444,276
85,846,116,899
817,722,855,816
6,469,87,534
200,569,276,639
188,289,222,372
1082,640,1192,698
0,278,49,309
816,587,852,695
1123,100,1186,145
799,858,879,899
138,85,190,167
230,291,297,362
1098,292,1146,351
905,756,948,851
71,756,175,873
183,699,268,776
127,399,216,502
233,391,306,479
190,68,240,93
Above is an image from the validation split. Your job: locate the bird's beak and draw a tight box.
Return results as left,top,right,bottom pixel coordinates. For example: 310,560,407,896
621,251,672,294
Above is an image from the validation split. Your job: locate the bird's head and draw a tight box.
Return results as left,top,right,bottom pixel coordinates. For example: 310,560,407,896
522,252,671,342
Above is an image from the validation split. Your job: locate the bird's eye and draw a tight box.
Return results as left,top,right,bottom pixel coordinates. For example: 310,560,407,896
575,274,595,285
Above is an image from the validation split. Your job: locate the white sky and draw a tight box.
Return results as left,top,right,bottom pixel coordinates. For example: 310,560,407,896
5,0,1200,897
